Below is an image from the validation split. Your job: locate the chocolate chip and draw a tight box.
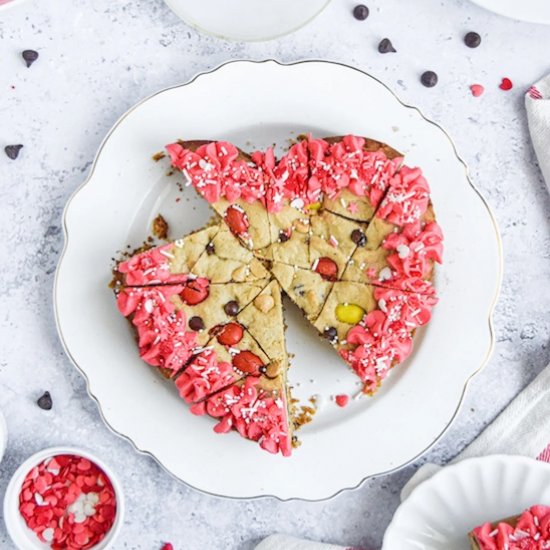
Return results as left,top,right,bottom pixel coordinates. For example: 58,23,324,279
464,31,481,48
279,230,290,243
353,4,369,20
224,300,239,316
259,366,268,374
37,391,52,410
351,229,366,247
205,242,215,255
188,316,205,331
22,49,39,68
378,38,396,54
421,71,438,88
4,144,23,160
323,327,338,342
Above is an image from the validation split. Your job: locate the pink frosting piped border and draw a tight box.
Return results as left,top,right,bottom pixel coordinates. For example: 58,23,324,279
166,135,407,216
190,376,292,457
472,505,550,549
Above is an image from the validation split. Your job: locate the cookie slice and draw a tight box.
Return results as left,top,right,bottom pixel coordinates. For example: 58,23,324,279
174,325,272,404
271,262,333,322
166,140,272,251
189,373,293,457
314,281,437,394
342,210,443,294
310,135,403,223
115,225,219,286
236,280,287,374
362,166,433,251
115,280,270,377
468,506,550,550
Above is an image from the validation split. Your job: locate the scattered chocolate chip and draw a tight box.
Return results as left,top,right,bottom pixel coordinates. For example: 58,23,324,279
37,391,52,410
323,327,338,342
4,144,23,160
464,31,481,48
188,316,205,331
259,366,268,374
279,230,290,243
421,71,438,88
205,242,215,255
291,435,298,443
353,4,369,20
351,229,366,247
224,300,239,316
378,38,396,54
22,49,39,68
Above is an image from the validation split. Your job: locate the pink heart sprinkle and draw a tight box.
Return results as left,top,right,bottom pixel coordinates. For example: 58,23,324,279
499,77,513,91
470,84,485,97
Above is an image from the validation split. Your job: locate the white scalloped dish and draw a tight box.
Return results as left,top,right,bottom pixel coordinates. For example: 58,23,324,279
383,455,550,549
54,60,502,500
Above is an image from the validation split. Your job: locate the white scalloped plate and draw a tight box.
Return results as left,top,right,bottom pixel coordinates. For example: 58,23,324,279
470,0,550,24
383,455,550,549
54,60,502,500
163,0,332,42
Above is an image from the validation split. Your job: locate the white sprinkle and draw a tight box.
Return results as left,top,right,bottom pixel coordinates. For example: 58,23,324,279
397,244,410,259
379,267,392,281
290,197,305,209
42,528,54,542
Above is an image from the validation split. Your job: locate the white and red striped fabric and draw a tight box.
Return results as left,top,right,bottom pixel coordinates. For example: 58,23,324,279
526,73,550,193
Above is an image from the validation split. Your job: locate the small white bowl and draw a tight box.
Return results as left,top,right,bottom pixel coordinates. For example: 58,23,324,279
4,447,125,550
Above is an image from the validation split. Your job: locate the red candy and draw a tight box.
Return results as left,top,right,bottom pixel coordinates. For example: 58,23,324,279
314,257,338,282
232,351,265,375
161,544,174,550
499,77,513,91
18,454,116,549
180,278,210,305
335,394,349,407
224,205,249,235
211,322,245,346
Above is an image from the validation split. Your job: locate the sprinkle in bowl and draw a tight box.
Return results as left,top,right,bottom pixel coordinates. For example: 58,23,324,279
3,447,124,550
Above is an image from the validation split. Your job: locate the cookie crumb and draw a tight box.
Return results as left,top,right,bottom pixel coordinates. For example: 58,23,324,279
152,214,169,240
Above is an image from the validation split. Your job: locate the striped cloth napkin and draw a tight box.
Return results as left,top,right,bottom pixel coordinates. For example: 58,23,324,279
256,73,550,550
526,73,550,190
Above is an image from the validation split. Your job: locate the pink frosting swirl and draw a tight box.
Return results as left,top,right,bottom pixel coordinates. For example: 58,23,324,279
175,348,236,403
384,221,444,279
472,505,550,549
190,377,291,456
116,286,197,374
117,244,187,286
376,166,430,225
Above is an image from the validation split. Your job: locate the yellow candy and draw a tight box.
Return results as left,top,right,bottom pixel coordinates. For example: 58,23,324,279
307,201,322,211
335,303,365,324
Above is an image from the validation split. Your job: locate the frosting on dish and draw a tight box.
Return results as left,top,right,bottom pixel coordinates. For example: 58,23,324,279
190,376,292,457
471,505,550,550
